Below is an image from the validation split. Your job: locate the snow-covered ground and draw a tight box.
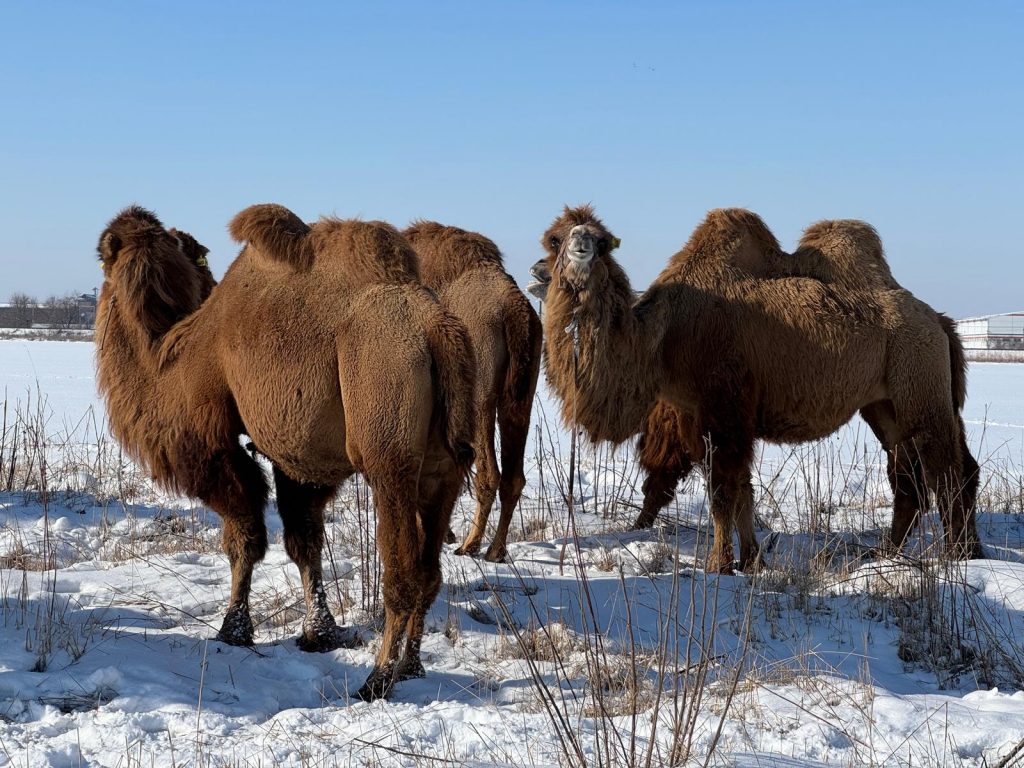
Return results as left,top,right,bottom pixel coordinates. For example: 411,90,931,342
2,339,1024,767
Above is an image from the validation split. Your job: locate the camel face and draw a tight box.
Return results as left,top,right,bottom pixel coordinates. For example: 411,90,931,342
539,204,619,296
561,224,602,287
526,259,550,300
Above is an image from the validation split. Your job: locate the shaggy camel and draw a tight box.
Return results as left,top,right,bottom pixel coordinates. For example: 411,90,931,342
620,217,978,543
403,221,542,562
96,205,474,701
529,205,981,572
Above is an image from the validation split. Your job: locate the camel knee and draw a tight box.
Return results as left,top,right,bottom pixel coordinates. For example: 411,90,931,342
475,465,500,501
498,471,525,506
221,516,268,566
382,570,422,616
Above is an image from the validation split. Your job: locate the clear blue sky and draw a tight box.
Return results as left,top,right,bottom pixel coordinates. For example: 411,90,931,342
1,1,1020,318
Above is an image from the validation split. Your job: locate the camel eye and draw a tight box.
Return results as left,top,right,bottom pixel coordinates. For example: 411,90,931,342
548,236,561,250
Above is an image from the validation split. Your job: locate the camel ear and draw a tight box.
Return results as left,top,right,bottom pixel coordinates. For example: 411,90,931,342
229,204,312,270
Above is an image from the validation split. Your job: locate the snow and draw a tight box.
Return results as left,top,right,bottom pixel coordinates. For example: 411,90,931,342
2,339,1024,766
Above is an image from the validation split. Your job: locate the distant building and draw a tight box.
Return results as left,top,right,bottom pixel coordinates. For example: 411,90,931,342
956,312,1024,350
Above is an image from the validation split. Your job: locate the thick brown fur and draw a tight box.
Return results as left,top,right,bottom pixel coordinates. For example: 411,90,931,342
96,204,474,702
536,205,982,573
634,214,980,540
404,221,542,562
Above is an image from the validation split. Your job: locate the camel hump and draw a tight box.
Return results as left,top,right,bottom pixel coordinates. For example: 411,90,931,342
659,208,785,282
310,218,420,286
403,220,505,291
229,203,313,271
793,219,898,289
97,205,165,263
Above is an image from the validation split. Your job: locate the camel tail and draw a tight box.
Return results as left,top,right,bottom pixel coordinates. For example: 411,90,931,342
426,309,477,472
939,312,968,411
502,289,543,406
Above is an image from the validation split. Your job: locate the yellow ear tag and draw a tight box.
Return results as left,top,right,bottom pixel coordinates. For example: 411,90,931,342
196,256,209,267
611,237,621,250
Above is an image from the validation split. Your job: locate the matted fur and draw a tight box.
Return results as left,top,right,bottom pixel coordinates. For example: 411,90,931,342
536,205,981,572
96,205,475,702
404,221,542,561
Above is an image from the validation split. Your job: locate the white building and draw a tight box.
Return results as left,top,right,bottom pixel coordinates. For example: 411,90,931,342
956,312,1024,350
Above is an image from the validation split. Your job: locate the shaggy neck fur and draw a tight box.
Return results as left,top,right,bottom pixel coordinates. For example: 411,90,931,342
542,252,667,445
95,208,205,486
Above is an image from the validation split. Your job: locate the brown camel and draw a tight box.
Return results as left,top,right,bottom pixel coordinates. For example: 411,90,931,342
622,217,978,542
403,221,542,562
529,205,982,572
96,205,475,701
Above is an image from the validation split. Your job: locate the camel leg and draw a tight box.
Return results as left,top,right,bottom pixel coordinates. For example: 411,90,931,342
356,474,424,702
917,429,983,559
455,405,499,558
272,467,353,652
482,396,533,562
700,424,755,575
885,445,929,551
397,455,462,681
198,447,269,647
861,402,929,553
959,420,983,554
635,459,692,530
733,475,760,571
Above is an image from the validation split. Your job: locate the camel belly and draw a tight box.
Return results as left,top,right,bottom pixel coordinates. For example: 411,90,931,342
225,339,356,485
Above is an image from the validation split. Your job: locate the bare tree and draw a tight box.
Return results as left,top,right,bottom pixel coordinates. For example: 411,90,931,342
8,293,37,329
43,294,82,330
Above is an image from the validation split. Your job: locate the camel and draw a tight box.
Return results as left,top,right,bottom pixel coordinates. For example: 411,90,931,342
615,217,978,538
96,205,475,701
529,205,982,572
403,221,542,562
623,218,980,544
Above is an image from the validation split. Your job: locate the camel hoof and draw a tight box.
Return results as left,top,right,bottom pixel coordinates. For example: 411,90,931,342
454,542,480,558
297,625,362,653
738,549,766,573
482,546,508,563
632,513,656,530
355,666,396,702
216,608,255,647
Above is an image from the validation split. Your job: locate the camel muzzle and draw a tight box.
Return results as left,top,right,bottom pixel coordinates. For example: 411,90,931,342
526,260,551,300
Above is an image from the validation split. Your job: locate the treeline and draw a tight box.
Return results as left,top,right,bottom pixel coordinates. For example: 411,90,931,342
1,292,96,329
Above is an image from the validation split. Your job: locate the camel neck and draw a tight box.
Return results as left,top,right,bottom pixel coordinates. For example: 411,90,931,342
542,263,664,445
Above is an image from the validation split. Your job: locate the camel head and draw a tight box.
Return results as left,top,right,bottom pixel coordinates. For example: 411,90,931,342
97,206,205,341
530,205,619,300
169,227,216,300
